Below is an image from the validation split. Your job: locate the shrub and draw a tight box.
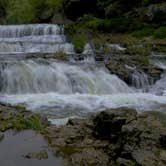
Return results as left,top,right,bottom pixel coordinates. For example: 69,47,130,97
153,27,166,39
5,0,36,24
131,27,154,38
73,33,86,53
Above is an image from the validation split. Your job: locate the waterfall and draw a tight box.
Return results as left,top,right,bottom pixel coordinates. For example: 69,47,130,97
0,60,132,94
0,24,63,38
0,24,166,124
131,70,151,92
150,53,166,95
0,24,74,54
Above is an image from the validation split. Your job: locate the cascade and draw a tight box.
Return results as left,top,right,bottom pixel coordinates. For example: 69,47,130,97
0,24,165,123
0,24,74,54
131,70,151,92
150,53,166,96
0,60,131,94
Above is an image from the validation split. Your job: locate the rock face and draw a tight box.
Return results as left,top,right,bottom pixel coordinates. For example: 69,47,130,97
137,3,166,23
105,54,162,86
43,107,166,166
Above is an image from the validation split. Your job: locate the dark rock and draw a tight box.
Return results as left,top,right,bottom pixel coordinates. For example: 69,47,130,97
0,132,4,141
116,157,136,166
93,111,126,140
105,54,162,86
160,134,166,149
42,107,166,166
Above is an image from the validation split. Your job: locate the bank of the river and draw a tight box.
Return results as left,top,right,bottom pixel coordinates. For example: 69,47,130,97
1,103,166,166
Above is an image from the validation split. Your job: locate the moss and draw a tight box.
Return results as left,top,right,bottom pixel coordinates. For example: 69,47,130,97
156,45,166,52
142,56,149,65
53,51,68,61
10,114,43,131
131,28,154,38
127,45,152,56
0,104,43,131
154,27,166,39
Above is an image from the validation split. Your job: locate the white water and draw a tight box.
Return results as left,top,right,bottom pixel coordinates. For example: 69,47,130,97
0,60,131,94
0,24,74,54
0,58,166,122
131,70,151,92
0,24,166,124
150,53,166,96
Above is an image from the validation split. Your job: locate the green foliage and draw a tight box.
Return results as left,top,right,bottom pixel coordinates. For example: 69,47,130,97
73,33,86,53
0,0,164,36
127,45,152,56
154,27,166,39
11,114,43,131
45,0,63,11
131,28,154,38
5,0,36,24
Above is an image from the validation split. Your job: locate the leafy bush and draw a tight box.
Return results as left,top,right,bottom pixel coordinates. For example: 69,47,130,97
153,27,166,39
73,33,86,53
5,0,36,24
131,27,154,38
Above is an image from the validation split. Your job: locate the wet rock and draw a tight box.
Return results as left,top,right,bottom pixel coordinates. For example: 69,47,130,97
160,134,166,149
23,150,48,160
116,157,135,166
159,151,166,165
105,54,162,86
93,111,126,140
69,148,110,166
43,107,166,166
0,132,4,141
0,103,47,131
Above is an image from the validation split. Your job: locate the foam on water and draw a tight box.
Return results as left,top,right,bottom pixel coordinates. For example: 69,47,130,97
1,93,166,120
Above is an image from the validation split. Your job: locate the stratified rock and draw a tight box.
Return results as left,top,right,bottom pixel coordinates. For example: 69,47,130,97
105,54,162,85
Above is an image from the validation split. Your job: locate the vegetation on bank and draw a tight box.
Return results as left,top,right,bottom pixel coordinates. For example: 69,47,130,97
0,104,44,131
0,0,165,53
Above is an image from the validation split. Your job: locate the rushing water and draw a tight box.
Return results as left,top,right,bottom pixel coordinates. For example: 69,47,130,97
0,24,166,124
0,24,74,54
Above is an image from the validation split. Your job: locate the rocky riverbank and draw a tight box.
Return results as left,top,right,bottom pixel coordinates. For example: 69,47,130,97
105,53,163,86
42,107,166,166
0,103,166,166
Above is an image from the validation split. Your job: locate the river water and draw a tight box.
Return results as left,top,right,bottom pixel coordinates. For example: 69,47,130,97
0,24,165,125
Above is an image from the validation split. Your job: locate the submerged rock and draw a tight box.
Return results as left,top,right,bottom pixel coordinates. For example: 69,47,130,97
23,150,48,160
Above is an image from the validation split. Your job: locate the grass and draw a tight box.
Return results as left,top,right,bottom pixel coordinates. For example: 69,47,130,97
0,105,43,131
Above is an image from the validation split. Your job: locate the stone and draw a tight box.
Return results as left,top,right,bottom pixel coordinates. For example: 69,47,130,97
23,150,48,160
0,132,4,141
116,158,135,166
